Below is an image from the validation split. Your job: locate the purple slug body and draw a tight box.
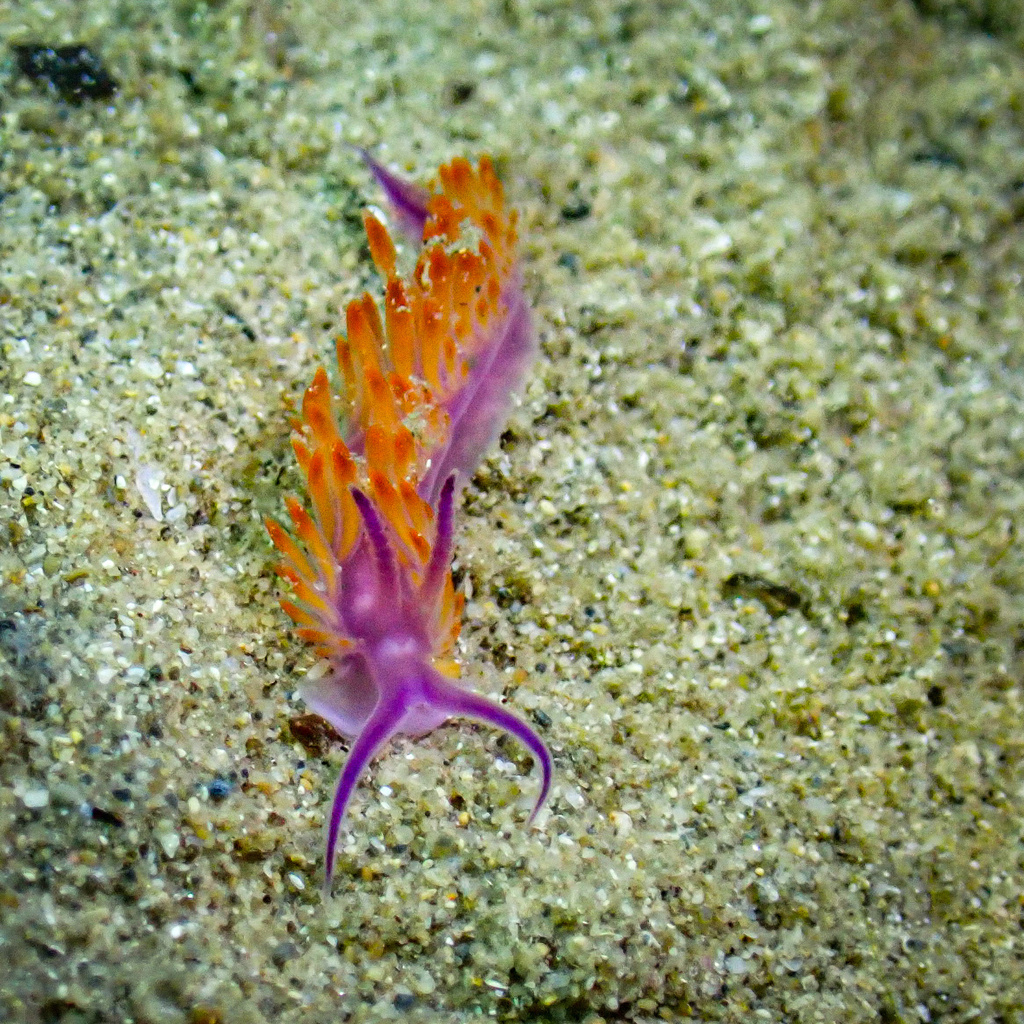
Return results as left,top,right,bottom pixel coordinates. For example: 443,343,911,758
270,155,553,886
298,476,552,883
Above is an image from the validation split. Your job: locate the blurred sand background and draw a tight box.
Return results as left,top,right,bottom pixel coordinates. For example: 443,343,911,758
1,1,1023,1021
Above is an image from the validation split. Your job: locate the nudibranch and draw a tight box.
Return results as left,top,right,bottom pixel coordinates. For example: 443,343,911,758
265,154,551,883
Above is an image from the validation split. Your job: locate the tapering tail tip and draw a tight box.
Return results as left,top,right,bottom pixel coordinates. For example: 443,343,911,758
356,147,431,242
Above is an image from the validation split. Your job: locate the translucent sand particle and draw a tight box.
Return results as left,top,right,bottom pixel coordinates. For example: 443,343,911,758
19,786,50,809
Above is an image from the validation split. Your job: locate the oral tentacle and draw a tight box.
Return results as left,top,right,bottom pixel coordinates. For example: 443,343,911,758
323,697,407,888
426,673,552,821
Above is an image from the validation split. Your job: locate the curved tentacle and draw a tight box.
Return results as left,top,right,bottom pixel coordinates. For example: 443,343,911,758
323,697,407,888
426,672,552,822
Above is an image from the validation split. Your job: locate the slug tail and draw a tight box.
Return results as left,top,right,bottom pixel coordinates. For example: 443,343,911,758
357,148,431,242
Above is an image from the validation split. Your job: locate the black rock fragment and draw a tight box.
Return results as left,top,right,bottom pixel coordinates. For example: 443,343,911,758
721,572,808,617
12,43,118,103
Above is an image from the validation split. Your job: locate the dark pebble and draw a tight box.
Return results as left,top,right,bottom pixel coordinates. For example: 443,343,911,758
270,941,298,968
12,42,118,103
90,805,124,827
208,777,232,801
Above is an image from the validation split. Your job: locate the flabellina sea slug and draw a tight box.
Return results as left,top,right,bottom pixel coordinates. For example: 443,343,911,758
265,154,552,884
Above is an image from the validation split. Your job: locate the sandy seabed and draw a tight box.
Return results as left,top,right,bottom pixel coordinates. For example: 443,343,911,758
1,1,1023,1021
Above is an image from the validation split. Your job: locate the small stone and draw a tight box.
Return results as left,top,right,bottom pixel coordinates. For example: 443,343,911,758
411,970,436,995
271,941,299,968
208,777,232,801
23,371,42,387
725,955,748,975
21,787,49,809
158,831,180,858
609,810,633,837
684,527,710,558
